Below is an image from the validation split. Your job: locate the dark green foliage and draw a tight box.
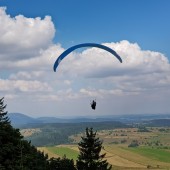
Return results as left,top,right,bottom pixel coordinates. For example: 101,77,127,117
0,97,22,169
24,121,128,146
0,97,49,170
159,128,167,132
145,119,170,127
121,139,127,144
128,140,139,147
137,126,150,132
49,155,76,170
19,140,49,170
27,130,70,146
76,127,112,170
0,97,10,124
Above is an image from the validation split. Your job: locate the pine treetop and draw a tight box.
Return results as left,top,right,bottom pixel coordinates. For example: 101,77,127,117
77,127,112,170
0,97,10,124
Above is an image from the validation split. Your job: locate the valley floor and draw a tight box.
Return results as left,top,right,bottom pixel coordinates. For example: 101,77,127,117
38,144,170,170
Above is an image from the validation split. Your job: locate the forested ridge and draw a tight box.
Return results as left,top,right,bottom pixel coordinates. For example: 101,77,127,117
24,121,128,146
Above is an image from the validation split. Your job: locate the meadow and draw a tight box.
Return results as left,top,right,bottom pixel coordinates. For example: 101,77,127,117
38,127,170,170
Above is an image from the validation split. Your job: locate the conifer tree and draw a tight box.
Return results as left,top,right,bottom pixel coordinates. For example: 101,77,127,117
76,127,112,170
0,97,49,169
49,155,76,170
0,97,10,125
0,97,22,169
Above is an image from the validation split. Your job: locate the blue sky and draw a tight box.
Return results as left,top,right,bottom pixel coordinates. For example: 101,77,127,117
0,0,170,117
1,0,170,57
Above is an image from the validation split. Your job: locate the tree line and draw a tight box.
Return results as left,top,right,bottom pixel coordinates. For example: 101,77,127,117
24,119,128,146
0,97,111,170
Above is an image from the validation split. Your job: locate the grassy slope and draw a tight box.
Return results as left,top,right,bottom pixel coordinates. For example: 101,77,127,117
106,145,170,169
38,145,170,169
125,147,170,163
36,127,170,169
46,146,79,161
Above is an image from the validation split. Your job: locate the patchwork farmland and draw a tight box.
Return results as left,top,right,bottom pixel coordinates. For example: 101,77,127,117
38,127,170,169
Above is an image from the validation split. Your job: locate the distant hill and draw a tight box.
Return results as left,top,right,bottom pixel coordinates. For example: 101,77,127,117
8,112,170,127
144,119,170,127
8,113,41,127
9,113,124,127
37,117,129,123
24,121,128,146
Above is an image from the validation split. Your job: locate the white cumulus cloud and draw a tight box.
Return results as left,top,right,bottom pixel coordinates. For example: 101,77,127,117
0,7,55,62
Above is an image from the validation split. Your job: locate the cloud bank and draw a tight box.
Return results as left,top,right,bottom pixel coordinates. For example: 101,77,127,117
0,7,170,116
0,7,56,70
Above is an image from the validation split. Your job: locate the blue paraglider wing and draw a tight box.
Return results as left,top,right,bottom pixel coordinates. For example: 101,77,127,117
53,43,122,72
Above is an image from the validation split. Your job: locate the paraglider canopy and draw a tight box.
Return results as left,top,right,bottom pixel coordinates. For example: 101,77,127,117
53,43,123,111
53,43,122,71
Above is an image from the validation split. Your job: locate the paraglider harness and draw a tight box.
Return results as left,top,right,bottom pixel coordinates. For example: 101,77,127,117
91,100,96,110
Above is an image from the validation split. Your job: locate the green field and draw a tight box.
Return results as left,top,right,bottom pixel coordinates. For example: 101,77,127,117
38,144,170,169
47,146,79,161
125,147,170,163
38,127,170,169
105,145,170,169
